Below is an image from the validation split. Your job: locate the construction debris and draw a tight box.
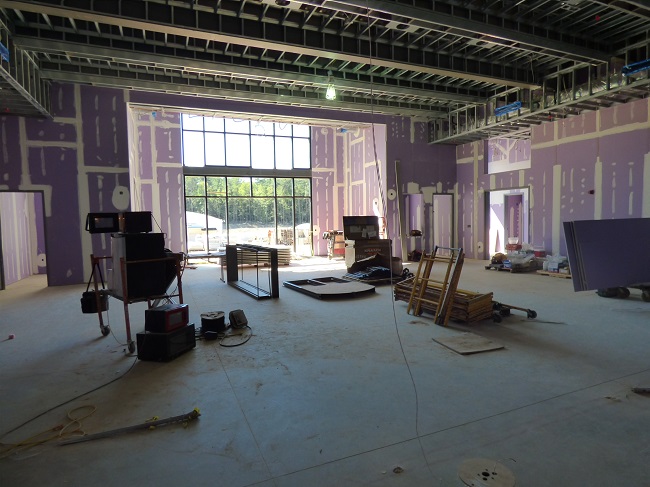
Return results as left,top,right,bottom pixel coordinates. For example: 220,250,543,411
59,408,201,445
395,278,494,324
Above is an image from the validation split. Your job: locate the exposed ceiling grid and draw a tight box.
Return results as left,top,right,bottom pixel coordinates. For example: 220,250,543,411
0,0,648,143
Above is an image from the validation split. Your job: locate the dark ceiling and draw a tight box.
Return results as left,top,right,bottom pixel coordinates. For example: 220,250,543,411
1,0,649,143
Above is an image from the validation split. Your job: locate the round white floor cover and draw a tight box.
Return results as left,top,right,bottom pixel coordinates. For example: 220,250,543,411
458,458,516,487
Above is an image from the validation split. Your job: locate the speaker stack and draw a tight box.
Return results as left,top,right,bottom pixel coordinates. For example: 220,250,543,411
137,303,195,361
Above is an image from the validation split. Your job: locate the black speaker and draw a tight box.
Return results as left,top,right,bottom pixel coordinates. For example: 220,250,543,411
111,233,168,299
137,324,196,362
119,211,153,233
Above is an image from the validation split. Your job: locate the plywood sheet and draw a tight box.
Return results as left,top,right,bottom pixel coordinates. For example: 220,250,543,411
433,333,504,355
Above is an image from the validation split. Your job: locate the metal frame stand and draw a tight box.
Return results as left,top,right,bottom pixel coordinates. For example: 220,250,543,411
90,253,184,353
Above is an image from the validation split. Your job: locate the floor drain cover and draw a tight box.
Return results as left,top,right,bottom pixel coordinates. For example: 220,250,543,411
458,458,516,487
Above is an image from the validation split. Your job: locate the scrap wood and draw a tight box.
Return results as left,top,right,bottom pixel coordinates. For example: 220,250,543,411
395,278,494,323
59,408,200,445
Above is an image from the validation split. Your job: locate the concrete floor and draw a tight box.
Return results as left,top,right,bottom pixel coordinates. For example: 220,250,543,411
1,257,649,486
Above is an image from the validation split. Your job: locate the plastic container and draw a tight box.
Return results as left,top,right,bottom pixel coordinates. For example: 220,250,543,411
533,247,546,257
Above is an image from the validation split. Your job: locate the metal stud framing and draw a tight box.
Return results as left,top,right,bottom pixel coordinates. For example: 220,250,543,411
0,0,648,141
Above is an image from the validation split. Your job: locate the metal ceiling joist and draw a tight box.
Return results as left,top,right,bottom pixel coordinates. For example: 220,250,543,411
15,36,481,103
40,70,445,119
0,0,540,88
431,75,650,144
0,20,50,117
317,0,609,64
14,37,482,105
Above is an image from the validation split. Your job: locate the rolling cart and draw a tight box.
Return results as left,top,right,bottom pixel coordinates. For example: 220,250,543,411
89,253,185,353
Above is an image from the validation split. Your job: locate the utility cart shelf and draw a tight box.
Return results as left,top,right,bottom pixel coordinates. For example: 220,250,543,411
89,253,184,353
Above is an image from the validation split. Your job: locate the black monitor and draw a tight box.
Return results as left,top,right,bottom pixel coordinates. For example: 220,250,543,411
342,216,380,240
86,213,120,234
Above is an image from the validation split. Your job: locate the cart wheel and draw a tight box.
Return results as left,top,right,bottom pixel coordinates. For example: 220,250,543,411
499,308,511,317
492,313,502,323
617,287,630,299
100,325,110,337
527,310,537,319
127,341,136,354
642,290,650,303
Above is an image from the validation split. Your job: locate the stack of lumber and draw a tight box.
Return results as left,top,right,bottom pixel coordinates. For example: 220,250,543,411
394,278,494,323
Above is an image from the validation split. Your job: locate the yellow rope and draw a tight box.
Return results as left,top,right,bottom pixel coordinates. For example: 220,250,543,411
0,405,97,459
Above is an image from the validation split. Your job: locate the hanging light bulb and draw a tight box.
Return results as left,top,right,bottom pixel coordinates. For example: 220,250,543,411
325,70,336,100
325,84,336,100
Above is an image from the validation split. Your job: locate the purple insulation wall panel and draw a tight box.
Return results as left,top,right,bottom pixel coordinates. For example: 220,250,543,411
532,122,555,144
80,85,128,167
433,194,454,249
599,100,647,131
556,140,598,223
335,185,345,229
25,119,77,143
0,117,21,188
312,127,337,256
312,127,335,169
558,112,597,139
140,184,154,217
156,120,181,163
598,130,648,219
137,125,154,180
28,146,84,284
50,84,76,118
156,166,184,252
456,161,476,254
335,133,345,186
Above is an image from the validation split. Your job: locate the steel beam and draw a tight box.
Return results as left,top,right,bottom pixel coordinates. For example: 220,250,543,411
41,70,446,119
15,37,483,104
1,0,540,88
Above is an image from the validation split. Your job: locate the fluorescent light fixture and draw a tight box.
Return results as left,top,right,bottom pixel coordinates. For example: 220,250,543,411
325,84,336,100
495,101,522,117
622,59,650,77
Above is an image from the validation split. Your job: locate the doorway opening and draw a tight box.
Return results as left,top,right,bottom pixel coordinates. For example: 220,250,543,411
0,191,48,290
404,193,454,255
487,188,529,255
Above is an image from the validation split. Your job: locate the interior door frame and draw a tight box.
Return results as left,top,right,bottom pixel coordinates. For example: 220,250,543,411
0,190,49,290
484,186,530,256
432,193,455,249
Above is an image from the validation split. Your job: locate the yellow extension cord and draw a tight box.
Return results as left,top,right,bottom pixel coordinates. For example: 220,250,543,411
0,405,97,459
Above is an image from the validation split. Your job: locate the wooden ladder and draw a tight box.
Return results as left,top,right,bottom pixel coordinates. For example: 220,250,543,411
407,246,465,325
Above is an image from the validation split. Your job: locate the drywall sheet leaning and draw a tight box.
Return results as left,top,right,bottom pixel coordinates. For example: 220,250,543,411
563,218,650,291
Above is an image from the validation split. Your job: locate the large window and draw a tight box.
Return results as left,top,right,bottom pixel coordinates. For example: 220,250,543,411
184,176,312,252
182,114,313,254
181,115,311,170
